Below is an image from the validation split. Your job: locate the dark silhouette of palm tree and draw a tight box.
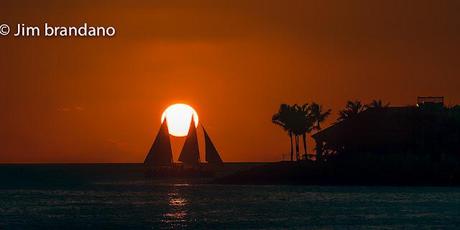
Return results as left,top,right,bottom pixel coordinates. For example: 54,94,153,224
338,100,365,121
293,104,312,161
295,103,331,159
272,104,296,161
366,99,390,109
306,103,331,159
279,104,303,161
273,103,331,161
310,102,332,130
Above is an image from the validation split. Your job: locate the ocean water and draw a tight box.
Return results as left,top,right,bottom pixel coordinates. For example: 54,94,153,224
0,164,460,229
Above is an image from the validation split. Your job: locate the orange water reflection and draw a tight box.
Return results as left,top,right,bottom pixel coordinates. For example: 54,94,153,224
162,185,189,227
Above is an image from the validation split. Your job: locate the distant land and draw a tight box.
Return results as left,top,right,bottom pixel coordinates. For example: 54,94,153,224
216,98,460,186
213,161,460,186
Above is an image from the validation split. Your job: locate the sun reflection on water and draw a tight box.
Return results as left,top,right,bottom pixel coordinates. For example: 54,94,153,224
162,187,189,228
169,195,187,207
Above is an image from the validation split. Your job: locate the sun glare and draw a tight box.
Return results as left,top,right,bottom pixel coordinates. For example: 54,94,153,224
161,104,199,137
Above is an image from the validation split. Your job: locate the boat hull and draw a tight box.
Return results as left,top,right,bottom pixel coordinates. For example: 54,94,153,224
144,165,215,178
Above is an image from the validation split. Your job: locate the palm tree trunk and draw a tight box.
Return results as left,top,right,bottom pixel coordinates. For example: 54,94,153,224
289,132,293,161
295,135,300,161
302,133,307,160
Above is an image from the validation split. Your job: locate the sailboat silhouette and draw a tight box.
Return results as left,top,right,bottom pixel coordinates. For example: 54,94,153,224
144,118,224,177
144,119,173,166
178,120,200,166
203,124,223,165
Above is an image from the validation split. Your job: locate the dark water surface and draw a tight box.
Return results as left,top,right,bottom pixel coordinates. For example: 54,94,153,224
0,164,459,229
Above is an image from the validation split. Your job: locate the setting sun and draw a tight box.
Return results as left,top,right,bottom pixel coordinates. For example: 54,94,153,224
161,104,199,137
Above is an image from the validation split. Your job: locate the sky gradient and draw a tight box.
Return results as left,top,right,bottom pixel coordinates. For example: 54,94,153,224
1,0,460,162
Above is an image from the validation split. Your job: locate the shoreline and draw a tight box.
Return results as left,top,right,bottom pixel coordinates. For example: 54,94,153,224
213,161,460,186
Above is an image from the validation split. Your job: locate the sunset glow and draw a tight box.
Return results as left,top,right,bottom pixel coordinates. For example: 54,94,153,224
161,104,199,137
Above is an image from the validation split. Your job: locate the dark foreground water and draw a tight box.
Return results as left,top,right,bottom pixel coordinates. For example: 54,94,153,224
0,164,460,229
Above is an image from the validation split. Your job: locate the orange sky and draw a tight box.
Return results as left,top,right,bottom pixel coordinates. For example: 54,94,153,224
1,0,460,163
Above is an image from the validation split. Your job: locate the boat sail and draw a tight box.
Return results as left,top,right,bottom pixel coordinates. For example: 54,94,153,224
203,125,223,165
178,119,200,166
144,119,173,166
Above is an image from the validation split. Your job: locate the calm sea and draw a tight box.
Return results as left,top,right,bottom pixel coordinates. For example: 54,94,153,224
0,164,459,229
